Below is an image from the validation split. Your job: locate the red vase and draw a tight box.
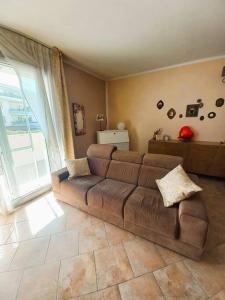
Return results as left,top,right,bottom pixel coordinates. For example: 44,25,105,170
179,126,194,141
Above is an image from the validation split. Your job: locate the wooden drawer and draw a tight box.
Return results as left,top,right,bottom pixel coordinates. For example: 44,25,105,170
97,130,129,144
187,144,218,175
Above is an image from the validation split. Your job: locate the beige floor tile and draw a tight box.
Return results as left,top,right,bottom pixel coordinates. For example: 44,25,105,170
124,238,165,276
0,243,18,272
105,223,135,246
209,242,225,265
7,221,36,243
5,206,28,224
10,236,49,270
17,261,60,300
95,243,133,290
156,244,185,265
0,224,13,245
119,273,164,300
79,221,108,254
184,253,225,297
66,208,89,231
35,215,66,237
58,253,97,299
76,285,121,300
0,270,22,300
211,289,225,300
46,230,78,261
154,261,206,299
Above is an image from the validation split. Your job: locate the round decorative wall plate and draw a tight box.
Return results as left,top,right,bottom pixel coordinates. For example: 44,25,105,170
167,108,176,119
208,112,216,119
157,100,164,109
216,98,224,107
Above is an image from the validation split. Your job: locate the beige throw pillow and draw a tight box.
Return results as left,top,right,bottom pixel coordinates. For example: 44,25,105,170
156,164,202,207
65,158,91,179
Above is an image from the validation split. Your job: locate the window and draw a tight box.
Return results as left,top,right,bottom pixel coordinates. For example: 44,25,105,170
0,62,51,204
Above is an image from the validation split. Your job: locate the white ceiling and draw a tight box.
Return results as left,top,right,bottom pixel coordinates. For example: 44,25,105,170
1,0,225,79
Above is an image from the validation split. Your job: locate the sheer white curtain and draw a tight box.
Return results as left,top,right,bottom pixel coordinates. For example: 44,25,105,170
0,27,67,214
0,27,64,171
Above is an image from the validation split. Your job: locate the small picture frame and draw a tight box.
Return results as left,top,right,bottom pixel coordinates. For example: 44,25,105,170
163,135,170,142
186,104,199,117
72,103,86,136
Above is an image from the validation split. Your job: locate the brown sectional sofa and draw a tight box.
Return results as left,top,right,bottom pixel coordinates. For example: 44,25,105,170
52,144,209,260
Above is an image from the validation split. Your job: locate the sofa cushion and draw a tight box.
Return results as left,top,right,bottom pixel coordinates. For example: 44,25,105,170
88,157,110,177
124,186,179,239
60,175,103,207
138,165,169,189
143,153,183,169
65,158,91,179
156,164,202,207
87,179,135,217
87,144,116,159
112,150,144,164
106,160,141,184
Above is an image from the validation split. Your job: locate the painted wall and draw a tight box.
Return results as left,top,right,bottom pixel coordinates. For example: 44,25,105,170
108,58,225,153
64,62,106,158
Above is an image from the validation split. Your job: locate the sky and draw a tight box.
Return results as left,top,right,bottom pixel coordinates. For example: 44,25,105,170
0,64,20,88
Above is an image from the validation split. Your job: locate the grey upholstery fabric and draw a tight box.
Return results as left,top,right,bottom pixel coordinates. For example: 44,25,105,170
112,150,144,164
106,160,141,185
124,186,179,239
51,167,69,193
87,178,135,217
88,157,110,177
60,175,103,207
87,144,116,159
138,165,169,189
143,153,183,169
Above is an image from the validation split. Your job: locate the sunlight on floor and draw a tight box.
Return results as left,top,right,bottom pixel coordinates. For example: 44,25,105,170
25,194,64,235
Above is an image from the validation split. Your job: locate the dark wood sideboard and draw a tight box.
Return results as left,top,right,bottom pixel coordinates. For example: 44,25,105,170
148,139,225,178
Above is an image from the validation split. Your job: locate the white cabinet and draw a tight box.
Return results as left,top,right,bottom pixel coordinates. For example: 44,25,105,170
97,130,129,150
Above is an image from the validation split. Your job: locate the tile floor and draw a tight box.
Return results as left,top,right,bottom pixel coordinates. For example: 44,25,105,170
0,176,224,300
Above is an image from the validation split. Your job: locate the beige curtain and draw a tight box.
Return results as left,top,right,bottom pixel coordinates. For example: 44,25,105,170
50,47,75,159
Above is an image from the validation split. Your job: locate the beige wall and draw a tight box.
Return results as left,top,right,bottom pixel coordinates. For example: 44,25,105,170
64,62,106,158
108,58,225,153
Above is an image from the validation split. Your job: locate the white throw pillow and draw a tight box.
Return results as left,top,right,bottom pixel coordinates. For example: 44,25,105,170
156,164,202,207
65,157,91,179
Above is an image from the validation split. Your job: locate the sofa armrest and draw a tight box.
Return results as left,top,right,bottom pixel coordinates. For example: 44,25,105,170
51,167,69,193
179,194,209,249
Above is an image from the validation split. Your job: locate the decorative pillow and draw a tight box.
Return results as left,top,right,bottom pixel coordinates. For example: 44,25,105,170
156,164,202,207
65,158,91,179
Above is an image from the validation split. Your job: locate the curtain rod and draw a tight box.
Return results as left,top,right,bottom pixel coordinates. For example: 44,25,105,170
0,24,51,49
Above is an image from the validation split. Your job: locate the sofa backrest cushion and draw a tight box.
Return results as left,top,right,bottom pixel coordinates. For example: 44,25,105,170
138,166,169,189
107,150,143,184
87,144,116,177
112,150,144,164
87,144,116,159
106,160,141,184
138,153,183,189
143,153,183,169
88,157,110,177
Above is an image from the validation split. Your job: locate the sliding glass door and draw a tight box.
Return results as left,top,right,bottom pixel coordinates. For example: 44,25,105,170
0,62,51,209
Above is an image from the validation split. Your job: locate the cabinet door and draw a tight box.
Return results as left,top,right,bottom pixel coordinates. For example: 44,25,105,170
187,144,218,175
148,141,187,158
98,131,129,144
209,146,225,177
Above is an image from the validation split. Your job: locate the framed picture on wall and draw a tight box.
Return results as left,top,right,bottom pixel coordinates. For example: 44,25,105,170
72,103,86,135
